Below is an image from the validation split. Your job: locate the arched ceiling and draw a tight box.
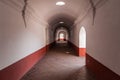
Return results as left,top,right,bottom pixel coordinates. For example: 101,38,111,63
28,0,106,31
48,13,75,31
28,0,89,33
29,0,90,21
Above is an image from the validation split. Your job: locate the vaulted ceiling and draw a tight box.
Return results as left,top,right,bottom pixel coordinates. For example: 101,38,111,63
29,0,89,20
27,0,107,31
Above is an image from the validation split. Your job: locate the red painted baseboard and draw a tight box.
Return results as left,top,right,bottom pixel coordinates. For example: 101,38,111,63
86,54,120,80
79,48,86,57
0,46,47,80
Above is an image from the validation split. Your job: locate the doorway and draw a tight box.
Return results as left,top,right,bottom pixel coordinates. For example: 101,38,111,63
79,26,86,57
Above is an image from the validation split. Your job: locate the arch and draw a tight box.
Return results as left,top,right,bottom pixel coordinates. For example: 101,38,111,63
55,27,68,43
79,26,86,57
58,31,66,41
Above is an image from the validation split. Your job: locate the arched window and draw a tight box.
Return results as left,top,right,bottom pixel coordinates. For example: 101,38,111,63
79,26,86,56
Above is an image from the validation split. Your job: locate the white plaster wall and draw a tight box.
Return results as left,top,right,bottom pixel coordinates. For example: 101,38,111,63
0,1,48,70
48,27,54,44
75,0,120,76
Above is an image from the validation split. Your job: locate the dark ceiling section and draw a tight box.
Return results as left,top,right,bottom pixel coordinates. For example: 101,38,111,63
48,13,76,32
48,13,76,40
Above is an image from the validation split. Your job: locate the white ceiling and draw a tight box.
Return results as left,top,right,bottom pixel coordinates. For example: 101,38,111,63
28,0,90,23
26,0,107,30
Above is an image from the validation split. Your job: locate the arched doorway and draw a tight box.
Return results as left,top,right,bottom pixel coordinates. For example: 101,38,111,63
58,32,66,41
55,27,68,44
79,26,86,57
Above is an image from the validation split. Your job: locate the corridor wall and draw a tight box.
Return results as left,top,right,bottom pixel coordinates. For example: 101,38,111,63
74,0,120,80
0,1,48,80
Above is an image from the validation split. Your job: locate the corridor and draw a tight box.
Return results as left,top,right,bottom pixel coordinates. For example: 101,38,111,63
0,0,120,80
21,43,95,80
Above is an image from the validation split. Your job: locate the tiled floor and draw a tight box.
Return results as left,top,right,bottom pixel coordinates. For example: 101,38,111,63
21,43,96,80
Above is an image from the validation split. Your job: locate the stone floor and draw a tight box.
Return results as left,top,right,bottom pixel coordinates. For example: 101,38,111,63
21,43,96,80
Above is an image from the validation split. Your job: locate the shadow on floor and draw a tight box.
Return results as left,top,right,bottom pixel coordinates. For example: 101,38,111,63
66,66,96,80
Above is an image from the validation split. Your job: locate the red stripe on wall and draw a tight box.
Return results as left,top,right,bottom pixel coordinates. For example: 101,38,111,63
0,46,47,80
86,54,120,80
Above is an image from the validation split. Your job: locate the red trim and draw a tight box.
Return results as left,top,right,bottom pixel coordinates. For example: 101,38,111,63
86,54,120,80
58,39,66,41
0,46,48,80
79,48,86,57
